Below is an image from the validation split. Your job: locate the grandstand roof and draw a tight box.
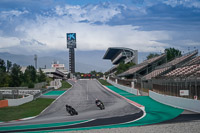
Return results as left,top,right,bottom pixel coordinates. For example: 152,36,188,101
103,47,138,65
103,47,133,59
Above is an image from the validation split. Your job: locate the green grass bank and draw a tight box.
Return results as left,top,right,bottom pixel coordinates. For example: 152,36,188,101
0,98,54,122
59,80,72,90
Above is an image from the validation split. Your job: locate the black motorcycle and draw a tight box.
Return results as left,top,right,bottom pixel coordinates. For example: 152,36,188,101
95,100,105,110
66,105,78,116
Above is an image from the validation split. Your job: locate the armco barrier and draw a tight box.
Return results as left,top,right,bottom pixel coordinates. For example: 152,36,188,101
0,100,8,108
107,79,138,95
149,90,200,113
7,94,33,106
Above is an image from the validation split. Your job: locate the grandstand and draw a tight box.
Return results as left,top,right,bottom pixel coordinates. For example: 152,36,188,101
146,50,200,99
142,50,198,80
118,53,166,79
42,69,65,79
183,55,200,66
164,64,200,78
105,48,200,99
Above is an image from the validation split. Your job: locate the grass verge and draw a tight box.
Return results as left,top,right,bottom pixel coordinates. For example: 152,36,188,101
98,79,112,86
0,98,54,122
59,80,72,90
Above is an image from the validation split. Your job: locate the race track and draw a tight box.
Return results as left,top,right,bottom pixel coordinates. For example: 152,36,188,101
0,79,142,132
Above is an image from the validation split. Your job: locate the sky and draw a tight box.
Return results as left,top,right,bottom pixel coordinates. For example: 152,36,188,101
0,0,200,67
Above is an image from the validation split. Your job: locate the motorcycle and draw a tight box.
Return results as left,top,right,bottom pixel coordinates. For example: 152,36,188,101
66,105,78,116
96,101,105,110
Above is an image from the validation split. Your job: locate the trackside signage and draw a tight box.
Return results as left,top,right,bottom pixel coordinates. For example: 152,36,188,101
0,90,40,95
180,90,189,96
67,33,76,48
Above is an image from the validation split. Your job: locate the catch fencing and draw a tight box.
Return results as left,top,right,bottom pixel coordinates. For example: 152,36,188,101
152,78,200,100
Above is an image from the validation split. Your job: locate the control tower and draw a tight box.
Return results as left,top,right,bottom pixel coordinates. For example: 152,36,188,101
66,33,76,74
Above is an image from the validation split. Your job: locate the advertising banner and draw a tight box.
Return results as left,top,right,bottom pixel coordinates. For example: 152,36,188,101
180,90,189,96
67,33,76,48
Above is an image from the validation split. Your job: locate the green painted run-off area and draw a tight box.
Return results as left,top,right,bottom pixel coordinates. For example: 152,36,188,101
43,91,66,96
105,86,184,126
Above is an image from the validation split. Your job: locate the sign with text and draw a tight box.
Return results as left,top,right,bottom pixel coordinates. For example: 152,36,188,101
0,90,40,95
52,64,65,68
180,90,189,96
67,33,76,48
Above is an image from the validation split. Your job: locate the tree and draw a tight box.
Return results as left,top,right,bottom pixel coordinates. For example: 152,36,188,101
38,68,46,82
24,65,37,84
0,70,9,87
0,59,8,87
9,63,23,87
116,62,135,75
90,70,97,75
6,60,12,72
165,48,182,61
146,53,160,60
0,59,6,73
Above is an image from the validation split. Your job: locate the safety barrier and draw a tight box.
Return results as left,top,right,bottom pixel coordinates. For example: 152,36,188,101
149,90,200,113
107,79,138,95
7,94,33,106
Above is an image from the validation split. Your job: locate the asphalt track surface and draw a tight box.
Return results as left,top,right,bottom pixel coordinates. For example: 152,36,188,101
0,80,142,132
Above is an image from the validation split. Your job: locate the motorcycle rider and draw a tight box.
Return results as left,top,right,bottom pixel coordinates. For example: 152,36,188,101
95,99,104,109
65,104,78,115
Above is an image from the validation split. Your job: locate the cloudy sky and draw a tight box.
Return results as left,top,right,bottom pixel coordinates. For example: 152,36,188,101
0,0,200,64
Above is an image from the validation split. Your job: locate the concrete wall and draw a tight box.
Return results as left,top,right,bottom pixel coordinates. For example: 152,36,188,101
49,79,62,89
7,94,33,106
107,79,138,95
34,82,46,89
149,90,200,113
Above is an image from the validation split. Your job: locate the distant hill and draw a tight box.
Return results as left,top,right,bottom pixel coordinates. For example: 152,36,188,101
0,52,110,73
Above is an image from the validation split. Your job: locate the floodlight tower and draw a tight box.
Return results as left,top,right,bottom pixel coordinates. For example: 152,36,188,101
34,54,37,69
66,33,76,75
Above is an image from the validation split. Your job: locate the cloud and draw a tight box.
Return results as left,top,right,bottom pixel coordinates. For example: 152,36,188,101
13,11,171,53
20,39,46,46
0,36,19,48
175,39,200,48
163,0,200,8
0,1,199,56
54,3,123,23
0,10,28,19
